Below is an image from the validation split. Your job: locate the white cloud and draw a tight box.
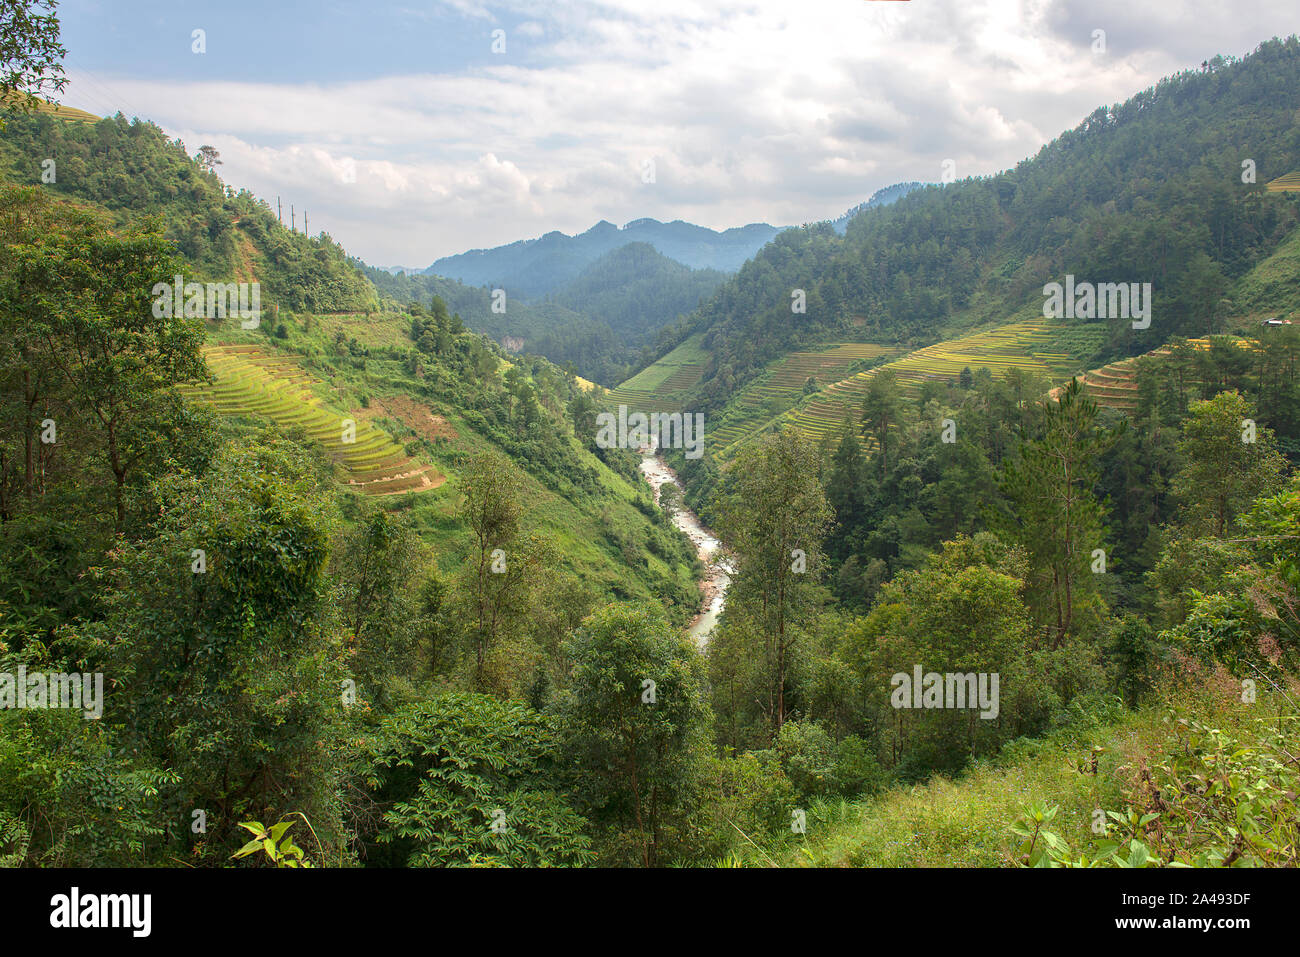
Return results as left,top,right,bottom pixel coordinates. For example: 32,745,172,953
62,0,1300,264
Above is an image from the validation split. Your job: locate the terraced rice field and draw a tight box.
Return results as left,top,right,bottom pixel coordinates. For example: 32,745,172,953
783,319,1072,442
181,344,441,495
1070,336,1253,411
1266,171,1300,192
710,343,897,452
23,97,100,123
1074,359,1139,410
605,335,710,414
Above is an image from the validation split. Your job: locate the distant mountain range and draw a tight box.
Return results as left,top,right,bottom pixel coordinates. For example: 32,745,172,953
423,184,926,300
424,218,783,299
364,183,929,382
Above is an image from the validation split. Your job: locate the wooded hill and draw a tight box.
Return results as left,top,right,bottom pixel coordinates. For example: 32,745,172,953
363,242,728,386
629,37,1300,423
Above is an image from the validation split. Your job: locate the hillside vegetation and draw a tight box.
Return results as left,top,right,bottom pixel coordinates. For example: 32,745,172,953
367,241,728,386
627,39,1300,429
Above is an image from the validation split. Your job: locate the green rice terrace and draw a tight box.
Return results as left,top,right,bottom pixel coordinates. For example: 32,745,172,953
1070,336,1256,412
180,343,442,495
744,318,1099,453
604,334,710,414
708,343,899,453
607,318,1121,458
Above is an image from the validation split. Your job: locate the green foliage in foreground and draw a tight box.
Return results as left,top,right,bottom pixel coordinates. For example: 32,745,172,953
361,693,593,868
728,681,1298,867
1014,710,1300,868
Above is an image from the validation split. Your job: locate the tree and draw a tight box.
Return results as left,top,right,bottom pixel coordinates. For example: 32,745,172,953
96,436,347,861
861,368,904,476
454,452,556,694
458,451,523,686
0,0,65,116
330,506,428,706
19,218,207,529
0,186,73,506
195,145,222,173
1172,390,1287,538
716,428,832,732
826,424,866,557
555,604,712,867
839,535,1043,772
363,694,592,867
998,379,1114,646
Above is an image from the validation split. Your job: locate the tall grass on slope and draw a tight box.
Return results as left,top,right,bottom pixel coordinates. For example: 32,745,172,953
731,675,1295,867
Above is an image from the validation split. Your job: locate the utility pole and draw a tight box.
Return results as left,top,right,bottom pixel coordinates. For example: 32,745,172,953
276,196,282,223
303,211,308,236
291,204,295,232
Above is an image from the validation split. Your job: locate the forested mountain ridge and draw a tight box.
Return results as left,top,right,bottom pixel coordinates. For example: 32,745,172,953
364,244,727,386
830,181,925,234
546,242,726,353
637,38,1300,417
0,109,377,314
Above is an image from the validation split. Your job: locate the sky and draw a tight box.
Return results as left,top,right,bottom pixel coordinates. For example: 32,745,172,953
54,0,1300,267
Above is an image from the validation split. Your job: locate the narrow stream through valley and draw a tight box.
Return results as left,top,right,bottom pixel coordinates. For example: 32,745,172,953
637,441,732,646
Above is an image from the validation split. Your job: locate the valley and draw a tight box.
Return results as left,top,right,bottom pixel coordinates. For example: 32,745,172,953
1,6,1299,886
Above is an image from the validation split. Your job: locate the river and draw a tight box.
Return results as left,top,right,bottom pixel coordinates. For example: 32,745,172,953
637,442,733,646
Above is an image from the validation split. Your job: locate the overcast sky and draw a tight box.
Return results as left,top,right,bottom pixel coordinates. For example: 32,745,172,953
56,0,1300,266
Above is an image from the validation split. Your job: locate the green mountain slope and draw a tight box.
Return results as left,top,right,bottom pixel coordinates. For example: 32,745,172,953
365,241,727,386
548,241,726,351
0,110,376,313
0,108,702,620
615,38,1300,462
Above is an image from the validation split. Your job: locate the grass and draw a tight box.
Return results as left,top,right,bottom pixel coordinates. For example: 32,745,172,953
763,720,1138,867
730,670,1299,868
734,684,1295,867
309,311,417,350
1228,218,1300,320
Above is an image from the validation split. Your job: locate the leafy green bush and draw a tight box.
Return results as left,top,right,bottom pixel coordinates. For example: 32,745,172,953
362,693,592,867
775,721,836,799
